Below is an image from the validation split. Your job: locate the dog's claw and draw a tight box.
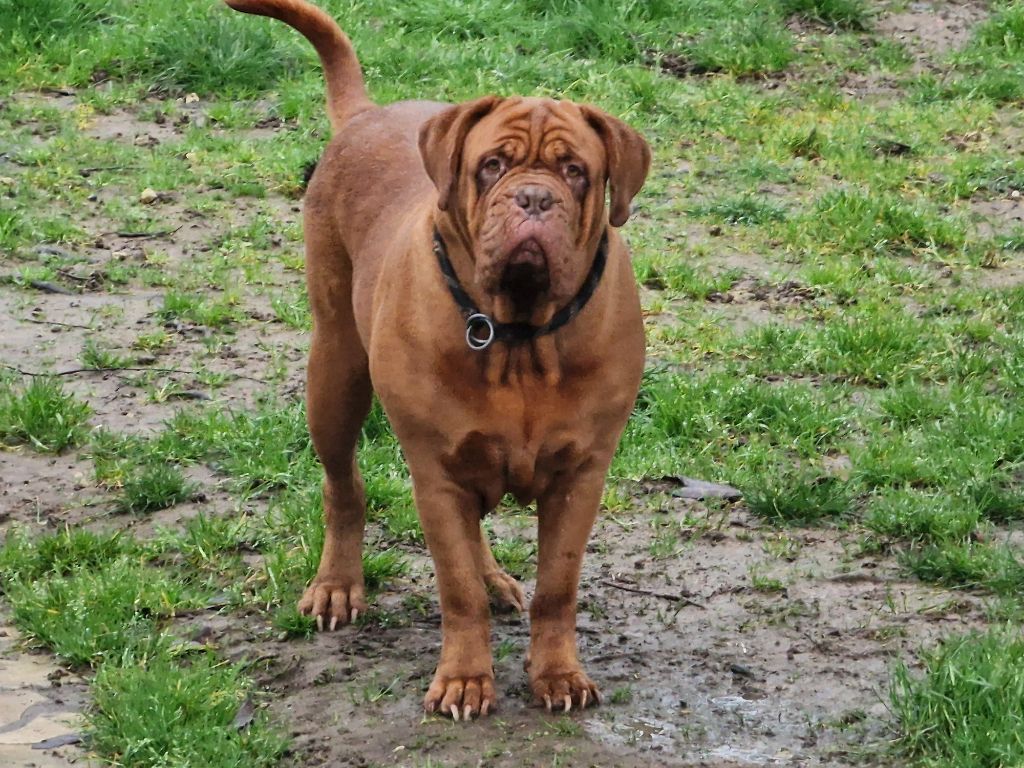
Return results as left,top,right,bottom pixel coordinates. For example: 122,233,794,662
450,704,460,722
351,609,359,624
481,699,489,717
463,704,472,721
532,667,600,713
298,579,367,631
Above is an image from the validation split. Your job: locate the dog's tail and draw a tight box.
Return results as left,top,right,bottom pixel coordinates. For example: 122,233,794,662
224,0,371,131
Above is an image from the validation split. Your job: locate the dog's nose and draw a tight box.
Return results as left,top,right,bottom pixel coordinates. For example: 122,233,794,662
514,185,554,216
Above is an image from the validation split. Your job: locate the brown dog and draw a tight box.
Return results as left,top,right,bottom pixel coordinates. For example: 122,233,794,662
225,0,650,720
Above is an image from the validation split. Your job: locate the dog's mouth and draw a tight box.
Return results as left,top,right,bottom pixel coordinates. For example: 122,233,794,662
500,238,550,308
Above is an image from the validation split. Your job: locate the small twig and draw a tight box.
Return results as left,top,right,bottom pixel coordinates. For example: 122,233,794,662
2,363,266,384
21,317,94,331
599,580,705,609
79,165,134,176
103,225,182,239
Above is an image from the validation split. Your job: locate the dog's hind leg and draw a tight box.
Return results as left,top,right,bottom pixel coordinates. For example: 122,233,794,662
299,233,372,630
480,530,525,613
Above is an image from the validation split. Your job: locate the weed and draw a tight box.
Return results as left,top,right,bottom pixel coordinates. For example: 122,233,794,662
609,686,634,705
82,339,131,370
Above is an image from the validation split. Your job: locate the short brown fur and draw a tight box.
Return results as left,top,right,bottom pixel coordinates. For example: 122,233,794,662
224,0,650,719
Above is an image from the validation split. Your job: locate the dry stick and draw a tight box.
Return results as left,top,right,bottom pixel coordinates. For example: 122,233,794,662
599,579,706,610
1,363,266,384
104,225,183,239
21,317,94,331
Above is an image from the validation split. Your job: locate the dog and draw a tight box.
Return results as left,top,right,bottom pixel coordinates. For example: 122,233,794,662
225,0,650,720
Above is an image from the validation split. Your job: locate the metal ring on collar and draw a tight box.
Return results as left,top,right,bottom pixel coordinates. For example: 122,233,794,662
465,313,495,350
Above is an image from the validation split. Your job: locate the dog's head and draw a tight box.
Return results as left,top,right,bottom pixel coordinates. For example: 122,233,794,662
419,97,650,313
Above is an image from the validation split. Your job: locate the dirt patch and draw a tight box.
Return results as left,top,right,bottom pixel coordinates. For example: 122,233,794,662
0,622,86,768
971,197,1024,233
0,451,98,532
877,1,989,69
202,504,974,767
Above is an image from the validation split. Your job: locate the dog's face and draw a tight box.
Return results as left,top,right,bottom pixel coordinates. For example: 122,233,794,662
420,97,650,311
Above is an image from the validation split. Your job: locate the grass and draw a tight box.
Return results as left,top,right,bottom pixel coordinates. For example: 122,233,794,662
90,654,286,768
1,0,1024,765
0,377,91,452
892,629,1024,768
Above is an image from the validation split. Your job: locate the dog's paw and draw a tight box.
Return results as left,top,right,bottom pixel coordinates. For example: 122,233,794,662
485,569,526,613
297,579,367,631
424,672,497,721
530,668,600,713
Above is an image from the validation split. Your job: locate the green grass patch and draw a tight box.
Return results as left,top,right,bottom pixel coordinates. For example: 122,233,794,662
116,462,194,514
89,653,287,768
892,629,1024,767
0,377,91,453
4,558,204,667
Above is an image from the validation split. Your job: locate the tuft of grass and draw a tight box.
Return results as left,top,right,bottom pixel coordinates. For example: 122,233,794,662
272,606,316,639
490,535,536,580
158,291,244,329
690,194,787,225
945,3,1024,104
143,5,302,94
790,189,967,260
742,466,853,525
905,542,1024,598
89,654,287,768
0,377,91,452
0,528,136,584
865,490,979,547
892,629,1024,767
82,339,132,370
5,559,204,667
362,549,408,591
116,462,194,514
779,0,868,29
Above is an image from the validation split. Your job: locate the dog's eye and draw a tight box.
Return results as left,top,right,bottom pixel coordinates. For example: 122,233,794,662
481,157,504,175
564,163,585,179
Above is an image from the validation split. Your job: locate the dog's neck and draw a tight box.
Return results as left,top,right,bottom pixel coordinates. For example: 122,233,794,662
431,218,613,386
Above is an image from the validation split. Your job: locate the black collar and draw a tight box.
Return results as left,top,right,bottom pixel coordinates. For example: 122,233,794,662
432,229,608,350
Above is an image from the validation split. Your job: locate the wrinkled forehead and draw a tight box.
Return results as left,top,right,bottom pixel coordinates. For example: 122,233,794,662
463,97,605,167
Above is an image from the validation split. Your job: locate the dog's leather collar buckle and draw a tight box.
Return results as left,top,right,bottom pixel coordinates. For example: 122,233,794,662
432,229,608,351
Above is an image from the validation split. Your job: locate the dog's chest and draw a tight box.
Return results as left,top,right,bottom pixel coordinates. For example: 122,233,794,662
440,395,588,508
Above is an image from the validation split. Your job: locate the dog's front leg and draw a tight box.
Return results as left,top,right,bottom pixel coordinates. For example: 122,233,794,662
528,462,606,712
415,478,496,720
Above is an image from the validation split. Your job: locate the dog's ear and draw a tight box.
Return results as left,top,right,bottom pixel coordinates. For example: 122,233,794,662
580,106,651,227
419,96,501,212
